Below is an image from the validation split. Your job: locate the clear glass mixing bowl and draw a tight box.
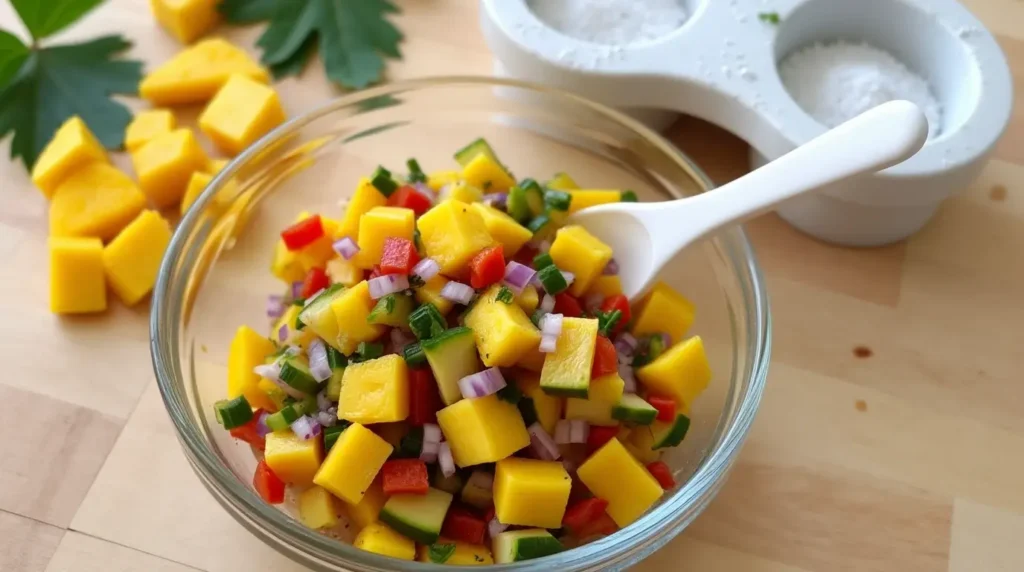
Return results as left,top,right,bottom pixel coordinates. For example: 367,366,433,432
151,77,770,571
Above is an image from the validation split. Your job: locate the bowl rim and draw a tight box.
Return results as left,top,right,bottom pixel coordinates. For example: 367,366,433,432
151,75,771,571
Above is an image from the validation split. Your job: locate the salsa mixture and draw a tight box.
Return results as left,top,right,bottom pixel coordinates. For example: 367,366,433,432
216,139,712,565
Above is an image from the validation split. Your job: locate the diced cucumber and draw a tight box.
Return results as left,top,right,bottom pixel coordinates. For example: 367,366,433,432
535,264,568,295
612,394,658,425
214,396,252,429
518,179,546,217
454,137,500,167
367,293,414,328
532,252,554,270
298,284,346,346
431,467,465,495
544,190,572,212
402,342,426,366
507,185,531,223
493,529,564,563
278,356,320,395
517,397,538,427
266,405,300,431
460,470,494,510
527,213,556,242
371,165,398,197
650,413,691,449
421,327,480,405
379,487,454,545
409,303,446,340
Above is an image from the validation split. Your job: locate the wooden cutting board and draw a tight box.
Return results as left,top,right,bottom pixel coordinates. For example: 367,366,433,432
0,1,1021,570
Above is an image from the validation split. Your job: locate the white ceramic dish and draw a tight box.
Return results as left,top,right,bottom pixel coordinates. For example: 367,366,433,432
481,0,1013,246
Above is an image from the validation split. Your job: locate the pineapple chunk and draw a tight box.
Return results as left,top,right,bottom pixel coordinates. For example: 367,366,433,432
549,225,613,297
463,285,542,368
337,355,410,424
636,336,711,408
436,395,530,467
416,200,494,275
577,438,662,527
265,431,324,487
493,458,571,528
314,423,393,504
631,281,696,345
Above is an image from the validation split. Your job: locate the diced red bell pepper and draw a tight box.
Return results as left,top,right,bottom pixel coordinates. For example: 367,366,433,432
554,293,583,318
229,409,267,451
484,505,495,523
646,461,676,490
600,294,631,333
512,245,538,267
575,511,617,539
253,459,285,504
299,267,330,299
280,215,324,251
469,245,505,289
586,424,619,454
562,497,610,533
442,506,487,545
647,395,677,423
408,368,442,426
387,185,433,217
381,459,430,495
379,237,420,275
591,335,618,378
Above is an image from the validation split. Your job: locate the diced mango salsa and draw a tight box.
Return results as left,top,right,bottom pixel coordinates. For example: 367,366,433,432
343,479,388,531
565,372,624,426
426,169,460,191
49,237,106,314
414,275,455,315
437,395,530,467
328,281,385,354
471,203,533,256
587,275,623,299
464,285,542,367
32,116,108,199
514,374,562,435
416,200,494,275
102,210,172,305
199,74,287,156
566,189,621,213
150,0,220,44
549,225,613,297
227,325,277,411
460,154,515,191
577,438,663,527
494,457,571,528
442,181,484,204
295,216,341,273
354,522,415,560
631,281,696,344
125,109,176,152
539,317,598,398
339,178,387,241
265,431,324,487
49,163,146,241
326,257,364,287
298,485,339,529
131,128,210,208
417,540,494,565
636,336,711,408
140,38,270,105
314,423,392,504
355,207,415,269
338,355,410,424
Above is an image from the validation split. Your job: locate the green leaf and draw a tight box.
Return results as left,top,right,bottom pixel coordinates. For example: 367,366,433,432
0,35,142,169
0,31,29,89
222,0,403,90
428,543,456,564
11,0,104,40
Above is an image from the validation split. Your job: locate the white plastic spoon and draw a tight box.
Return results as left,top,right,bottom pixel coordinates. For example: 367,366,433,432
569,100,929,298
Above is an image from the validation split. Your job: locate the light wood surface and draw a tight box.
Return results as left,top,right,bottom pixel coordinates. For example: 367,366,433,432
1,1,1021,570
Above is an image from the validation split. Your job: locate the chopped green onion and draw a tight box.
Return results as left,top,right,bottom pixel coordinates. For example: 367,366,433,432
496,286,514,304
758,11,780,24
409,303,446,340
533,252,555,270
544,190,572,212
527,213,552,234
356,342,384,361
326,346,347,370
632,334,666,367
620,190,638,202
403,342,427,366
323,423,350,451
371,166,398,197
428,543,456,564
394,426,424,459
406,158,427,183
214,396,253,429
536,264,569,295
497,383,523,405
594,309,622,337
506,185,531,222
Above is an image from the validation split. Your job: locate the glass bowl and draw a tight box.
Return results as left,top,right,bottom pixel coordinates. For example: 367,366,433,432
151,77,770,572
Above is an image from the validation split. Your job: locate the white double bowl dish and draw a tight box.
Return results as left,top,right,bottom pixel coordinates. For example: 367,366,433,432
481,0,1013,246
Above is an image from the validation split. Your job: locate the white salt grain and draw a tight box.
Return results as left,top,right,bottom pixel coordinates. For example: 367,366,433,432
780,42,943,139
528,0,688,46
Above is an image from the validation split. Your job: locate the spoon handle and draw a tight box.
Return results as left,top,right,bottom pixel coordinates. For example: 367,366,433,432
663,100,928,244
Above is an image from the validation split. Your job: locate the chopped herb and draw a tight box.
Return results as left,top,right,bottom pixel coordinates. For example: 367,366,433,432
394,426,424,459
620,190,638,202
355,342,384,361
594,309,622,337
497,383,523,405
402,342,426,366
371,165,398,196
758,11,781,24
428,543,456,564
406,158,426,183
496,286,515,304
408,274,425,288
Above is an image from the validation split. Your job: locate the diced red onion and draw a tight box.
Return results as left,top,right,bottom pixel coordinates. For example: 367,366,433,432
458,367,507,399
540,294,556,314
307,339,332,383
333,236,359,260
266,295,285,319
368,274,410,299
618,352,633,365
411,258,440,282
614,332,638,353
412,182,435,196
291,281,303,299
390,328,415,348
554,420,571,445
488,517,508,538
327,406,338,418
317,410,337,428
277,324,289,342
618,363,637,393
528,422,560,461
539,335,558,353
439,442,455,477
256,411,271,437
541,313,563,338
316,389,332,412
423,423,442,445
420,439,439,463
602,258,620,275
561,271,575,287
569,420,589,444
482,192,508,210
503,261,536,294
527,238,552,253
440,281,475,305
291,415,321,440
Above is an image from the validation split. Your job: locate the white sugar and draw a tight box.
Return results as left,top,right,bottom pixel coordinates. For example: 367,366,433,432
528,0,688,46
780,41,943,139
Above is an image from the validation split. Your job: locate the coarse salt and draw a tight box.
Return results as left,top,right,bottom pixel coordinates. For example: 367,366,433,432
780,41,943,139
528,0,688,46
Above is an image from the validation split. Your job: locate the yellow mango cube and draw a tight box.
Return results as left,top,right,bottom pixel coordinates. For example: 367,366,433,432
427,170,460,191
326,256,363,287
140,38,271,106
441,181,483,203
546,172,579,190
299,485,339,530
417,200,494,275
295,216,340,272
436,394,530,467
125,109,176,152
587,275,623,299
265,430,324,486
343,479,388,530
631,281,696,344
515,284,540,315
271,212,311,283
328,281,385,354
132,128,210,208
339,178,388,241
577,438,663,527
49,237,106,314
181,170,212,215
199,74,287,155
32,116,108,199
539,318,598,398
549,225,613,297
567,189,621,214
257,378,287,412
355,207,415,269
314,423,393,504
464,285,542,367
414,275,454,315
514,374,562,435
102,210,172,305
417,540,494,565
150,0,220,44
565,398,616,426
494,458,571,528
590,372,625,403
338,355,410,424
471,203,533,256
49,163,146,241
636,336,711,408
354,522,415,561
460,154,515,191
227,325,277,411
